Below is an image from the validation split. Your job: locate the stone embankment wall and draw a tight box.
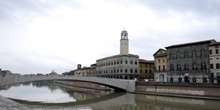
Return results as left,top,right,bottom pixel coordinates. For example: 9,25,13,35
0,95,30,110
135,82,220,100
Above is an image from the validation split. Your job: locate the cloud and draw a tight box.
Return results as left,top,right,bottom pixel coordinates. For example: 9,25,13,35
0,0,219,74
138,0,220,17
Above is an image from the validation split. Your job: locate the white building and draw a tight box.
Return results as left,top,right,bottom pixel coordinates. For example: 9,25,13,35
209,42,220,83
96,30,140,79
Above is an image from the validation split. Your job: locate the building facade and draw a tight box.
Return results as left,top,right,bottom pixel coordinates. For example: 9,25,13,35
139,59,154,81
73,64,91,76
153,49,168,82
165,40,216,83
209,42,220,83
90,63,97,76
96,30,140,79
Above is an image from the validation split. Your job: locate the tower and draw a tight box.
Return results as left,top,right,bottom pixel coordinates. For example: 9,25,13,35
120,29,129,55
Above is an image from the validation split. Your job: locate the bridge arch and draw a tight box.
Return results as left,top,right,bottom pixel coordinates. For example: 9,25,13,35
0,75,136,92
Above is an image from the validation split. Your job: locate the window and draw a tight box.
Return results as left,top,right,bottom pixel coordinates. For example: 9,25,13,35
216,63,220,69
125,69,127,73
192,77,196,83
158,65,161,71
130,69,133,73
201,62,206,70
179,77,182,82
135,69,137,73
145,70,148,74
192,50,197,58
203,77,207,83
158,59,160,63
184,63,189,70
172,53,178,59
121,60,123,64
125,60,128,64
192,62,198,70
145,64,148,68
135,61,137,65
210,64,214,69
177,64,182,71
149,70,152,73
210,50,213,54
184,51,188,58
120,69,123,73
130,61,133,64
163,59,165,62
216,49,219,54
170,77,173,82
170,64,174,71
163,65,165,71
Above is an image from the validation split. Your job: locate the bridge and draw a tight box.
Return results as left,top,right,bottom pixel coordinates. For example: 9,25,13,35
0,75,136,92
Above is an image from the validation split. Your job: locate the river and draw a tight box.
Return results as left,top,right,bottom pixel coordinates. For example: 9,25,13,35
0,81,220,110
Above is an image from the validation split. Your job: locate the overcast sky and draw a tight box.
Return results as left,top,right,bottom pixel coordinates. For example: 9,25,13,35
0,0,220,74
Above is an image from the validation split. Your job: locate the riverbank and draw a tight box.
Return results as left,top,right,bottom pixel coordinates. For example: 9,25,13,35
135,82,220,100
0,95,30,110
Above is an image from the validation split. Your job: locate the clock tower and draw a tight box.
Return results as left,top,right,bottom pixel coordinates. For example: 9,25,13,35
120,30,129,55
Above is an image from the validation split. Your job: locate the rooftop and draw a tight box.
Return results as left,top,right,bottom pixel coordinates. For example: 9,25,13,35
139,59,154,63
209,42,220,46
97,54,139,62
165,39,216,49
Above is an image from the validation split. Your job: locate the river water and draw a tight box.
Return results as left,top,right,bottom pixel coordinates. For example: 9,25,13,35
0,81,220,110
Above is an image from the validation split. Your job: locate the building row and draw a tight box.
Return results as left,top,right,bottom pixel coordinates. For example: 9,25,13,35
154,39,220,83
69,30,220,83
69,30,154,80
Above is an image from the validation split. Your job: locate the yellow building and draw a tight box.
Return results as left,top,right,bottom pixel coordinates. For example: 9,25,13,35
139,59,154,81
153,48,167,82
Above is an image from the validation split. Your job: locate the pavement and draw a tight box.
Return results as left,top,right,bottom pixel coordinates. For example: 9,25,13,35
0,95,30,110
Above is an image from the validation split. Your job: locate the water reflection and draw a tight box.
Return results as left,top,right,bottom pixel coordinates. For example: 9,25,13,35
0,81,76,103
1,81,220,110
